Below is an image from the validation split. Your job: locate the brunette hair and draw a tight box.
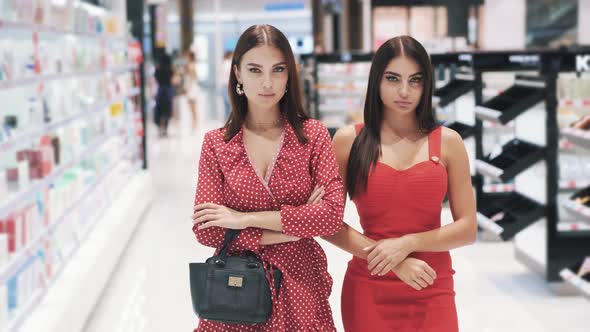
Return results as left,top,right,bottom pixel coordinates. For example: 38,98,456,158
224,25,309,144
347,36,436,197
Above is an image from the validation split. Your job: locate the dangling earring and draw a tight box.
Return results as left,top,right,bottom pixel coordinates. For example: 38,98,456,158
236,83,244,96
285,87,288,94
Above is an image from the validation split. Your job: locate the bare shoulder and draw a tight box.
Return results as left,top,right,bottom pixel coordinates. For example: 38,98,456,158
440,126,467,165
332,125,356,148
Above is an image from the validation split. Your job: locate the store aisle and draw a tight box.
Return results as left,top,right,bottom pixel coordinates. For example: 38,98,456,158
85,100,588,332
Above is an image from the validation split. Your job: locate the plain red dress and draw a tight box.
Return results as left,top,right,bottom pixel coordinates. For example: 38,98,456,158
192,119,344,331
341,124,458,332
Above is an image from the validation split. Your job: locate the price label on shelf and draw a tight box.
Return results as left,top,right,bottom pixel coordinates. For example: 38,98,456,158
477,212,504,235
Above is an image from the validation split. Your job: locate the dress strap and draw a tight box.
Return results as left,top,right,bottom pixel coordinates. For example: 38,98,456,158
354,123,364,136
428,126,442,164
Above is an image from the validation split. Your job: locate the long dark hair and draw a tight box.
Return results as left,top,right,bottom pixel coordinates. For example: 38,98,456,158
224,25,309,144
347,36,436,198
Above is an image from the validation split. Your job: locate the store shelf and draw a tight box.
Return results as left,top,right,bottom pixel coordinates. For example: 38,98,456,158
559,99,590,108
317,73,368,80
560,127,590,150
477,192,545,240
446,121,476,139
0,145,131,288
18,171,153,332
514,222,546,277
558,221,590,238
318,104,351,113
4,161,135,331
559,268,590,301
475,139,545,182
483,183,515,193
433,79,475,108
0,64,138,90
317,90,365,97
0,87,140,153
559,179,590,190
0,19,128,41
475,84,546,125
0,123,129,219
562,188,590,224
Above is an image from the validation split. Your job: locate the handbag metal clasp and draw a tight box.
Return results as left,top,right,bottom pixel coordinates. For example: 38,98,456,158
228,276,244,288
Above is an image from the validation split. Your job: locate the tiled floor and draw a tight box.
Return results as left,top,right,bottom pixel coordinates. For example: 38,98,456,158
85,99,589,332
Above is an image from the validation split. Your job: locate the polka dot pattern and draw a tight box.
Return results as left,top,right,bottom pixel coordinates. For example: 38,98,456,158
192,119,344,331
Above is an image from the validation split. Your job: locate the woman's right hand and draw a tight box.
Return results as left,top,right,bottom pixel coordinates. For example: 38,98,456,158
307,185,325,205
392,258,437,291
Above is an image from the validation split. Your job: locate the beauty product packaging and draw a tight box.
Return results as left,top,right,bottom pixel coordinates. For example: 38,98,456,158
0,170,7,199
17,160,29,188
0,233,8,266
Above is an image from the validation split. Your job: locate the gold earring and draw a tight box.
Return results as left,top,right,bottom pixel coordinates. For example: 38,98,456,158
236,83,244,96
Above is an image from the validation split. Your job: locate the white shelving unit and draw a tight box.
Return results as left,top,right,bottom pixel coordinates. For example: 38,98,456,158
0,1,147,330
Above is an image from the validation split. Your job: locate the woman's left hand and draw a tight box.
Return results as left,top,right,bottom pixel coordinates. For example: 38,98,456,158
364,237,413,276
192,203,249,230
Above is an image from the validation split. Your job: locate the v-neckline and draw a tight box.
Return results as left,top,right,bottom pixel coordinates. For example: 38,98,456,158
243,128,285,190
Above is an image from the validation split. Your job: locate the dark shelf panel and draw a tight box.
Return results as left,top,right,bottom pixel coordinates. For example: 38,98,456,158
475,139,545,182
446,121,476,139
475,84,546,124
433,79,475,108
477,192,545,240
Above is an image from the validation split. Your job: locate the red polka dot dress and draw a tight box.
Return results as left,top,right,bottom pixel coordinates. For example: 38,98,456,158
192,119,344,332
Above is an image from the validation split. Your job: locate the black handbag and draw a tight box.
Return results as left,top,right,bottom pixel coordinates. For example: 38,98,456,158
189,229,282,324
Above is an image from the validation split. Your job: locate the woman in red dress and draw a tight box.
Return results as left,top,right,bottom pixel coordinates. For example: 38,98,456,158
191,25,344,331
324,36,477,331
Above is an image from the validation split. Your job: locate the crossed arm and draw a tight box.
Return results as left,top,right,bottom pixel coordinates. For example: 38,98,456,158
320,125,477,290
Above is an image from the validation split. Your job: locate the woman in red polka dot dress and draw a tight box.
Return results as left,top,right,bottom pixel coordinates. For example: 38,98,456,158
191,25,344,331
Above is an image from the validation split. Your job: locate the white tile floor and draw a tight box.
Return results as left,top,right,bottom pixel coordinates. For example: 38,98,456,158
85,98,589,332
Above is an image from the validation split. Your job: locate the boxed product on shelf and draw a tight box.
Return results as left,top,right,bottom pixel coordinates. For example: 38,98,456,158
0,234,8,265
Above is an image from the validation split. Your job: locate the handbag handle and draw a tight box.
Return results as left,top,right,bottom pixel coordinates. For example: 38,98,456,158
213,229,241,267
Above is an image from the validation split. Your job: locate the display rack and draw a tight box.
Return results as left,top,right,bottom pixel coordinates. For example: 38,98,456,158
301,53,372,136
0,1,148,329
469,50,590,292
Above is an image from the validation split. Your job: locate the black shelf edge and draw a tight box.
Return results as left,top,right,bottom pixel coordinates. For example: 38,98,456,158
559,268,590,300
474,84,546,125
477,192,545,241
559,230,590,239
445,122,476,140
475,139,546,182
561,127,590,151
433,79,475,108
